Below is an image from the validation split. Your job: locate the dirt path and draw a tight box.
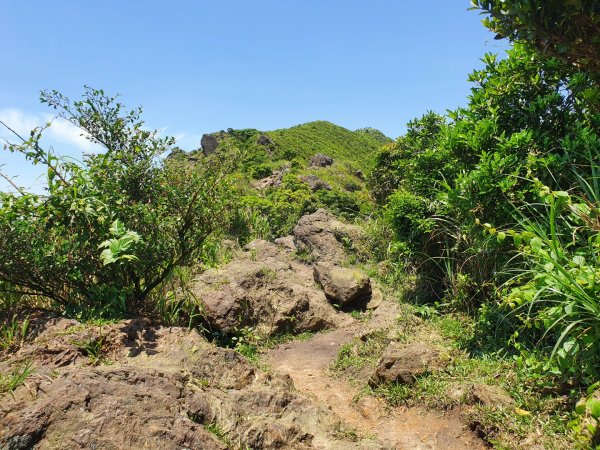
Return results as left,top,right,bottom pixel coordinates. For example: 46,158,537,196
265,305,486,450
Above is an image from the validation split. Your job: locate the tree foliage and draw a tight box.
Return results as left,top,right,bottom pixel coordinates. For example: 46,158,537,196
371,43,600,318
473,0,600,81
0,87,235,315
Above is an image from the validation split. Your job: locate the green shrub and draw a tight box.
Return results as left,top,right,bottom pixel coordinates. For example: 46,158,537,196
316,189,361,220
248,163,273,180
501,182,600,380
386,190,433,248
0,87,235,316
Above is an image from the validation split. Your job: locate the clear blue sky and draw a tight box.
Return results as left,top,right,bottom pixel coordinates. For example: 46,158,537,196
0,1,508,190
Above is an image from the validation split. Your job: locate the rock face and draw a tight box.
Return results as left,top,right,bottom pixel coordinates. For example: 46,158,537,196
300,174,332,192
256,134,274,147
313,262,371,309
309,153,334,167
189,240,348,336
293,208,361,264
369,342,447,386
201,132,226,156
0,317,367,450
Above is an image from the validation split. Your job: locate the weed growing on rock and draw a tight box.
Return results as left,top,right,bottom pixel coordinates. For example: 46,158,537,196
0,315,29,353
0,361,33,394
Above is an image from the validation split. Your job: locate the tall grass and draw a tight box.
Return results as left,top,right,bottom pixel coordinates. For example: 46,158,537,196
504,173,600,378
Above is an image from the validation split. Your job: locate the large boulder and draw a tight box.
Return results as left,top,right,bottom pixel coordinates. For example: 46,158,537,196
293,209,361,264
309,153,334,167
201,132,226,156
189,240,348,336
369,342,447,386
313,262,371,309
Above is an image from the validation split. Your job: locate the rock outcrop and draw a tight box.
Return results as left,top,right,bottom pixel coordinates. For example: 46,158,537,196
292,208,361,264
0,317,368,450
253,163,290,189
189,240,348,336
309,153,334,167
300,174,332,192
201,132,226,156
256,134,274,147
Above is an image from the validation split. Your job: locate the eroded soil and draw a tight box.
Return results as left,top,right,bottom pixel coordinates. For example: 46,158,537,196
266,305,485,450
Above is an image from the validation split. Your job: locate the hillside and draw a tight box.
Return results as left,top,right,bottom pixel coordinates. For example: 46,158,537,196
265,120,392,167
185,121,391,240
195,120,390,169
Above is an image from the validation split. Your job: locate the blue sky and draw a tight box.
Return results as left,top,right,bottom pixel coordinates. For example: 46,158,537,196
0,1,508,191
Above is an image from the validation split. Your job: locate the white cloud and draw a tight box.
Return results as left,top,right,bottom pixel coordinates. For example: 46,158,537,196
0,108,97,152
173,132,202,150
0,108,40,138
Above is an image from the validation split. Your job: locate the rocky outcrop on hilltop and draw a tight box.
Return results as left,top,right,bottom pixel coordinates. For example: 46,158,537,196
200,132,227,156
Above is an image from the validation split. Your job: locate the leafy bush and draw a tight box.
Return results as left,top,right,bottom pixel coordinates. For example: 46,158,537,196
385,190,433,246
371,44,600,308
473,0,600,82
316,189,361,220
248,163,272,180
500,181,600,380
0,87,235,315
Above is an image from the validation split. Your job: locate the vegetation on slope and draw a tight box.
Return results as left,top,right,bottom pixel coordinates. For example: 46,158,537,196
2,2,600,447
185,120,389,241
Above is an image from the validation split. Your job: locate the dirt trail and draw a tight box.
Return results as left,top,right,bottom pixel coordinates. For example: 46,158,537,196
266,304,486,450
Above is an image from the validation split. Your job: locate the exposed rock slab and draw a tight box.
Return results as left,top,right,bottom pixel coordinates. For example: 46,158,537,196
369,342,447,386
189,240,348,336
293,208,362,264
0,318,369,450
274,235,296,251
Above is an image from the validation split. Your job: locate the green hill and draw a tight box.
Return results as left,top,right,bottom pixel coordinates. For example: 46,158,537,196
186,121,391,240
265,120,391,167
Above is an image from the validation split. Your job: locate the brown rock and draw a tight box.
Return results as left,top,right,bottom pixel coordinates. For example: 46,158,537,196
369,342,447,386
309,153,334,167
189,240,345,336
0,318,371,450
313,263,371,309
293,209,361,264
274,235,296,251
300,174,332,192
253,163,290,189
469,384,515,408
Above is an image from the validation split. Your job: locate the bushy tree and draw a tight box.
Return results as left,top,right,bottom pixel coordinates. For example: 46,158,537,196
0,87,235,315
371,43,600,306
473,0,600,82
